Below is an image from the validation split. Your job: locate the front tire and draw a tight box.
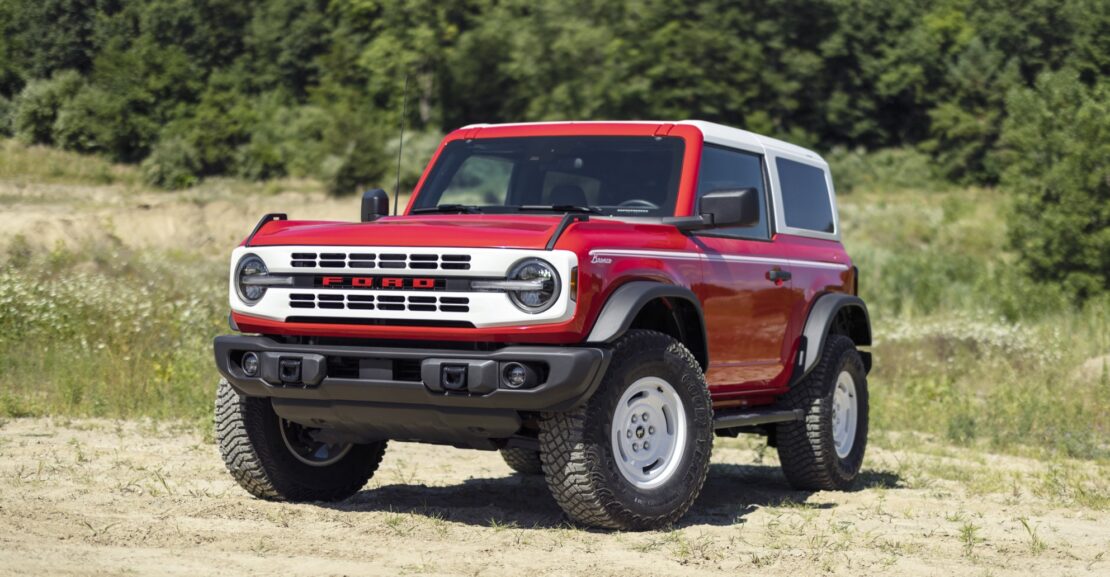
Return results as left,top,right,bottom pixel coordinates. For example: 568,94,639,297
539,330,713,530
776,335,869,490
215,379,387,501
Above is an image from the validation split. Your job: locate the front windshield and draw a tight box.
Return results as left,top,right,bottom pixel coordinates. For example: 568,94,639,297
413,136,685,217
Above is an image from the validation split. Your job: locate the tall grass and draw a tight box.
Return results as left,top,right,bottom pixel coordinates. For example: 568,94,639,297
840,183,1109,460
0,139,139,187
0,240,225,423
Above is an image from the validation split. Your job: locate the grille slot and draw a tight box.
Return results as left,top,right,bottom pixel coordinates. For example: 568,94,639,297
287,293,470,312
284,252,472,270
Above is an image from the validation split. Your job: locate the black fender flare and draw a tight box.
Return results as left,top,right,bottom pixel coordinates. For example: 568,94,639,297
791,293,871,386
585,281,709,368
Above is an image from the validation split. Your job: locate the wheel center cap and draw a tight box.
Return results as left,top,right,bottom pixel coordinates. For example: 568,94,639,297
635,426,645,439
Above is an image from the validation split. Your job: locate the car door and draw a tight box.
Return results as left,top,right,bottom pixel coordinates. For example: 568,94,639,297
691,145,802,396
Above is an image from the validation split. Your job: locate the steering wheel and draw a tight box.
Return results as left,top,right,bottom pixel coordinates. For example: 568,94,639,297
617,199,660,209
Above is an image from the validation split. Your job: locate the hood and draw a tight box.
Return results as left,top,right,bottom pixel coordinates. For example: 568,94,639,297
247,214,567,250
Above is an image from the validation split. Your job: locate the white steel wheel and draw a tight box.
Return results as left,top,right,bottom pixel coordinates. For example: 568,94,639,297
610,376,688,489
831,371,858,459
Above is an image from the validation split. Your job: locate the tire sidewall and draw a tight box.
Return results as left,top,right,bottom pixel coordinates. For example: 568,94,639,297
241,395,384,498
820,345,869,484
585,338,712,517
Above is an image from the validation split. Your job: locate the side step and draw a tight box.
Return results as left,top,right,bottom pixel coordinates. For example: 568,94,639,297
713,408,802,430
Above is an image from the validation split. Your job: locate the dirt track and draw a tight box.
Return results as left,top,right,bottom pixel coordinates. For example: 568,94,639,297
0,418,1106,576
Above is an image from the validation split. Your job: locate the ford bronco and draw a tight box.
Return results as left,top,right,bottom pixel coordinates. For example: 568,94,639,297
214,121,872,530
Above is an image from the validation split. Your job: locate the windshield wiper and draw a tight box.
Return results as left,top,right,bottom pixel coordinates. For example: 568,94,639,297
411,204,484,214
516,204,603,214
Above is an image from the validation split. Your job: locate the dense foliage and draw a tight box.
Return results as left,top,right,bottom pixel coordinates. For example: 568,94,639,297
1000,71,1110,299
0,0,1107,297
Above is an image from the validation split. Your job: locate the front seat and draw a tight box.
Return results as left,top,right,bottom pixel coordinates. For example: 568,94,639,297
548,183,588,207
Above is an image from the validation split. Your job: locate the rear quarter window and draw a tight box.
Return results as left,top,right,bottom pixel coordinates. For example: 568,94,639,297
777,157,835,234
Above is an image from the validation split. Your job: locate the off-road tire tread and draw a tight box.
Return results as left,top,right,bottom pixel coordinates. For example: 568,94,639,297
215,379,386,501
539,330,713,530
776,335,867,491
500,447,544,475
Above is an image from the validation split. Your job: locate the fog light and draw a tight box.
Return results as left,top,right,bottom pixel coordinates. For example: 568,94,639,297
242,352,260,377
502,363,528,389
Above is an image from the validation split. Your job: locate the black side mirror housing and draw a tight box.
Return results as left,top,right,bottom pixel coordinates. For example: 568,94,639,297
361,188,390,222
662,187,759,231
699,187,759,228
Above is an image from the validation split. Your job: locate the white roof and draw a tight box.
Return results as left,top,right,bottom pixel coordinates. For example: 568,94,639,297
680,120,826,166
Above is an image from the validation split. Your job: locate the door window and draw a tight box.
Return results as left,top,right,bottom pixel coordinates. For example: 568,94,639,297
696,146,770,240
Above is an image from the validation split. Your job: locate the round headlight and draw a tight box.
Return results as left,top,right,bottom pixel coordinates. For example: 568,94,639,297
506,258,560,313
235,254,268,305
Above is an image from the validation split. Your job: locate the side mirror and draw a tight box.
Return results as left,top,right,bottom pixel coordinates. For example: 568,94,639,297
361,188,390,222
662,187,760,231
699,187,759,228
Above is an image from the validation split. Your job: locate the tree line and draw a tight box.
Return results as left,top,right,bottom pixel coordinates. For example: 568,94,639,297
0,0,1106,295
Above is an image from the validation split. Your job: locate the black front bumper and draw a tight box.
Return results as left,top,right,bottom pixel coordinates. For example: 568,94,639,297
214,335,611,448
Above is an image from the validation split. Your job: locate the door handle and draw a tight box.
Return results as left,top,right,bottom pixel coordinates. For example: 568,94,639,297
766,269,791,285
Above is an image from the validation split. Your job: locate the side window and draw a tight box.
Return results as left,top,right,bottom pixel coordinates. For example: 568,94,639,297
439,155,513,205
696,146,769,239
776,157,834,234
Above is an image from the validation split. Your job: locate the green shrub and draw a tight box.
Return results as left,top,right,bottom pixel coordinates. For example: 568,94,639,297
325,131,389,196
383,129,445,193
234,96,332,181
187,75,256,175
53,84,113,153
53,83,155,162
0,95,12,136
141,136,200,190
1000,70,1110,301
11,70,83,145
826,147,945,194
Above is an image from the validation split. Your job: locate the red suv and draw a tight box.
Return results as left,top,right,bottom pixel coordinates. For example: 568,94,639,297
214,121,872,530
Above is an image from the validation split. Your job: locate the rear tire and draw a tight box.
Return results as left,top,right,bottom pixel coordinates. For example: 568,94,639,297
500,447,543,475
539,330,713,530
776,335,868,490
215,379,387,501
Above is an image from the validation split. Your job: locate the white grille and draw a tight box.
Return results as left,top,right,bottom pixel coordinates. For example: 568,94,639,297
229,245,578,328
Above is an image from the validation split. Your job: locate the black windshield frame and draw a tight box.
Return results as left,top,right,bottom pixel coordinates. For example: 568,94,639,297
412,136,686,217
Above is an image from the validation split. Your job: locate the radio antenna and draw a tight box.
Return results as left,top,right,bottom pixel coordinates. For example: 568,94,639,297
393,73,410,216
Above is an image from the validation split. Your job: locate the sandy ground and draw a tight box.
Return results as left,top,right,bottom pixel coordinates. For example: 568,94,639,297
0,419,1106,577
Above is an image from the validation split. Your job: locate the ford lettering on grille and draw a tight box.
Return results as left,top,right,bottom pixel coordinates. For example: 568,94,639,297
316,276,440,289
